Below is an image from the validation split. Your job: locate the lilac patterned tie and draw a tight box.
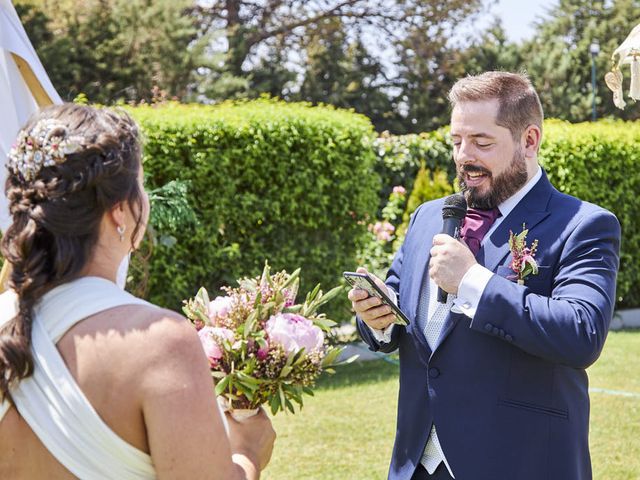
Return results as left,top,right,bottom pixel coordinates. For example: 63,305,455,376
461,207,501,256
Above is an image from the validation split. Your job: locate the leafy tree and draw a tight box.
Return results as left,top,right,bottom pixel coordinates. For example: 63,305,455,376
523,0,640,121
191,1,483,107
388,2,492,133
249,40,298,98
192,1,480,76
461,21,525,77
16,0,205,103
295,17,395,131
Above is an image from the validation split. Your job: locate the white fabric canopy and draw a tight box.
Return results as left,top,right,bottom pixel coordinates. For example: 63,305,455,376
0,0,61,231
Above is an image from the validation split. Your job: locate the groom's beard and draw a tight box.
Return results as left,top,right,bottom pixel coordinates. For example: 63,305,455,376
458,148,528,209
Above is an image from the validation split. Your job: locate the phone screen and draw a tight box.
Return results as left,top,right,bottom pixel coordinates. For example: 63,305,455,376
343,272,410,326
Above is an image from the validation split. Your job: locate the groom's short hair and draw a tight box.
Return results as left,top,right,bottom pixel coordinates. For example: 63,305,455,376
448,71,544,141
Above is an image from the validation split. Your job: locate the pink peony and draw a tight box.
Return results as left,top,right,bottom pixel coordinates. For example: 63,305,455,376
265,313,324,354
392,185,406,195
208,296,233,322
198,326,235,365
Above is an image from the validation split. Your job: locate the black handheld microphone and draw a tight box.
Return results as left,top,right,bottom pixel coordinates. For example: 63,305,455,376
437,193,468,303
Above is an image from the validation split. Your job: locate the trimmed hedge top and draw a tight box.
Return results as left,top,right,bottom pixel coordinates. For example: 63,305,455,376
130,99,375,132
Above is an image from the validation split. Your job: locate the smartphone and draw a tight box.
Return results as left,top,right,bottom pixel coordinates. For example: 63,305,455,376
343,271,410,326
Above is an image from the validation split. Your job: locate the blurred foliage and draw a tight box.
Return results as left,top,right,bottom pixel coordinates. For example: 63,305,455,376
296,18,395,133
15,0,485,132
147,180,198,246
373,129,455,210
394,168,454,247
355,188,408,280
539,119,640,308
128,179,198,297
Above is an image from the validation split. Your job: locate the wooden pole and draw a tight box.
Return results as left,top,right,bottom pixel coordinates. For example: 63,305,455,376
0,259,10,293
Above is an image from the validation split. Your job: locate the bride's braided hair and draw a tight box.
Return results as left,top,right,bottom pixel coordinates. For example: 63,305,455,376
0,104,145,401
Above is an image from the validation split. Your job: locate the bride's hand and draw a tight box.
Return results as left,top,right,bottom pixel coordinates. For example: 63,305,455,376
227,408,276,474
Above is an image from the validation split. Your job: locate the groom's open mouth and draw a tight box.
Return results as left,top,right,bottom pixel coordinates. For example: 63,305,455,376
461,166,492,188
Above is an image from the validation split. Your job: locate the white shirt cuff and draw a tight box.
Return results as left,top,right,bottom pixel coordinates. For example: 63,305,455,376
368,287,397,343
454,264,494,319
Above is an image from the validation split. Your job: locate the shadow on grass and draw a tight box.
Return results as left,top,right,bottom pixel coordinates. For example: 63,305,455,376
317,359,399,391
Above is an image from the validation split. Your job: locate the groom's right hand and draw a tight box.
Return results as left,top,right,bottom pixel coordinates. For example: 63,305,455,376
348,267,396,331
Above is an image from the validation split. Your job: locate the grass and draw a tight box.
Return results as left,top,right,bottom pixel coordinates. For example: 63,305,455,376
262,331,640,480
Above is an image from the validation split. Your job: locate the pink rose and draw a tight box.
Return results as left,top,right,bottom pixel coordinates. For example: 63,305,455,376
198,326,234,365
370,221,395,242
208,296,233,322
392,186,406,195
265,313,324,354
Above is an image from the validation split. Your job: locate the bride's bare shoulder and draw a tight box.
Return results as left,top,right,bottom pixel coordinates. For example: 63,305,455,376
125,304,200,353
95,303,199,352
61,302,203,375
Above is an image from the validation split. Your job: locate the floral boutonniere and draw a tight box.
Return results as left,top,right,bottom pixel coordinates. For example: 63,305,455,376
508,224,539,285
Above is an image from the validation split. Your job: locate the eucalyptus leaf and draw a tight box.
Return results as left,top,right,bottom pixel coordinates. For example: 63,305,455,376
281,268,301,290
215,375,231,396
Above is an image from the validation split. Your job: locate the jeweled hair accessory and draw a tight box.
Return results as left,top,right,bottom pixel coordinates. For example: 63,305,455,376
7,119,83,181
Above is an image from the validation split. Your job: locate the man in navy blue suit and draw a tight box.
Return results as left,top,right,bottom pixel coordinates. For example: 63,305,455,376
349,72,620,480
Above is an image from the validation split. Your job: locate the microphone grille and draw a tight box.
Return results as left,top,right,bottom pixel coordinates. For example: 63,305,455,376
442,193,467,219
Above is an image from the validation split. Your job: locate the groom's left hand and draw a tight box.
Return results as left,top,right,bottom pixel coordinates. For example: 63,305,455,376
429,234,477,294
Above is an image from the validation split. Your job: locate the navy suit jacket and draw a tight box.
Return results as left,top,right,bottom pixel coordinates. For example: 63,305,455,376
357,172,620,480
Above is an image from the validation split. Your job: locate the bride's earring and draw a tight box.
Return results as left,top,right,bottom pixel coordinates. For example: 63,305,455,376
117,225,126,243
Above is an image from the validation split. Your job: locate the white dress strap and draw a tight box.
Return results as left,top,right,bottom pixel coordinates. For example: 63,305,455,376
0,277,157,479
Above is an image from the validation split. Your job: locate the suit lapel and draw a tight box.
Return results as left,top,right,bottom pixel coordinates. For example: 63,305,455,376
429,304,459,356
407,213,441,323
479,171,553,273
429,171,553,355
407,210,442,356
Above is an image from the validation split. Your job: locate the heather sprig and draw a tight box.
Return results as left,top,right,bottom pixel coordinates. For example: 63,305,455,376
508,224,540,284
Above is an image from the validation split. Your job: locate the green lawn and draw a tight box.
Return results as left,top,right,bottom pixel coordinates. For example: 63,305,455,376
262,331,640,480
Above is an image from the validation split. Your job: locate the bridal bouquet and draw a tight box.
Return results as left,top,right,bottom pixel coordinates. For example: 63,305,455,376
182,263,350,418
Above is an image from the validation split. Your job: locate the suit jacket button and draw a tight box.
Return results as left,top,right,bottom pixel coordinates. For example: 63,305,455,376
484,323,492,332
492,327,500,335
505,334,513,342
429,367,440,378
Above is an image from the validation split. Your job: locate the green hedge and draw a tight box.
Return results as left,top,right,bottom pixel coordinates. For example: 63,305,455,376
130,99,379,316
540,119,639,309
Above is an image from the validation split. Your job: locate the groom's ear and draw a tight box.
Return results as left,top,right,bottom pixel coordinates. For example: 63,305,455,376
522,124,542,157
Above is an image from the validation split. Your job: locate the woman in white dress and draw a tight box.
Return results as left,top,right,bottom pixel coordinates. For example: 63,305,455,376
0,104,275,479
